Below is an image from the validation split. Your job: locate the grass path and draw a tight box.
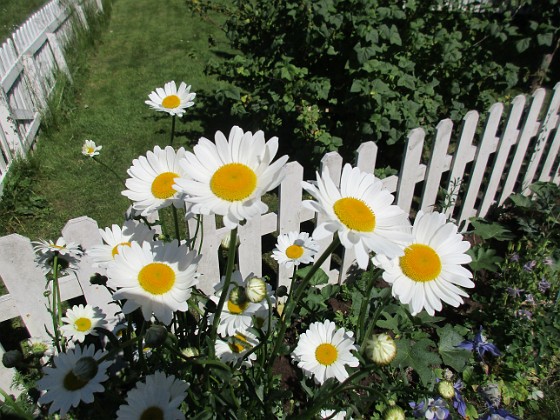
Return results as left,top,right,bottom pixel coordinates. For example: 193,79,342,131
11,0,230,239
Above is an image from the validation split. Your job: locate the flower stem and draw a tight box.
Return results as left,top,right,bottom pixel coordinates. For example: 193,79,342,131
208,228,238,356
172,206,181,242
170,115,176,146
51,254,64,353
359,289,391,354
93,157,125,186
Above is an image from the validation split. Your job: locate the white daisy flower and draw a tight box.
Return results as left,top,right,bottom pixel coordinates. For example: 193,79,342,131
107,240,200,325
272,231,319,269
291,319,359,385
215,331,259,367
116,371,189,420
81,139,102,157
122,145,190,216
145,81,196,117
372,210,474,316
32,237,82,257
60,304,107,343
302,164,412,269
174,126,289,229
320,409,348,419
37,345,112,416
88,221,155,268
209,271,273,337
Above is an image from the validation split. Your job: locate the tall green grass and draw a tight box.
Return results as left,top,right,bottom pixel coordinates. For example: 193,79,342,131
0,0,232,239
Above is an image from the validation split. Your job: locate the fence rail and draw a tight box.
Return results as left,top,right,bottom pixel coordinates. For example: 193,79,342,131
1,83,559,394
0,0,103,193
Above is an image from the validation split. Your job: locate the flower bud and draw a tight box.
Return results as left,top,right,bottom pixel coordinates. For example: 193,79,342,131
182,347,200,358
276,285,288,298
366,333,397,365
72,357,98,382
144,325,168,348
228,285,248,306
246,277,267,303
2,350,23,368
438,380,455,399
384,405,405,420
220,233,239,250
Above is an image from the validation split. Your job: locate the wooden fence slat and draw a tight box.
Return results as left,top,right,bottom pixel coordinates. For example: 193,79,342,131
188,215,222,294
539,119,560,182
479,94,526,216
396,128,425,214
238,214,263,279
458,102,504,226
499,88,547,204
522,84,560,190
444,110,479,219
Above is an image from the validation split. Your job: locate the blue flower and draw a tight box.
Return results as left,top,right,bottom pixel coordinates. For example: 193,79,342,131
457,326,501,359
452,381,467,418
538,278,551,293
410,398,450,420
479,406,519,420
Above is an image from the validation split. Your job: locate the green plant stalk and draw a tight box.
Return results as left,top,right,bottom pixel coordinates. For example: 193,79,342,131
170,114,176,146
208,227,238,356
51,254,64,353
92,156,125,186
0,388,33,420
269,236,340,365
357,267,380,343
359,292,391,354
172,205,181,242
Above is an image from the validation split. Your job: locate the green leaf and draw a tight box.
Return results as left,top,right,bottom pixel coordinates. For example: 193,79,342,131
376,311,401,332
537,32,554,47
467,246,503,272
392,338,442,386
437,324,471,372
295,266,329,286
508,193,532,208
469,218,514,241
516,37,531,53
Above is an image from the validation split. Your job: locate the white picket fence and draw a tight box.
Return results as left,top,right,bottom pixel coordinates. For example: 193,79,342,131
0,0,104,194
0,82,559,394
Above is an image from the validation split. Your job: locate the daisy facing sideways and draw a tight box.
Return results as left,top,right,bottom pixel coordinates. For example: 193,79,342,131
372,210,474,316
174,126,289,229
122,145,189,216
302,164,412,270
116,371,189,420
88,220,155,268
292,319,359,385
272,231,319,269
145,80,196,117
60,304,107,343
37,345,112,416
107,240,200,325
215,331,259,367
81,139,102,158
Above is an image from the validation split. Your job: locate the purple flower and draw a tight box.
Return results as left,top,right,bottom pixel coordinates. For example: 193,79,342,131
410,400,426,418
523,260,537,271
425,398,451,420
515,309,533,319
452,381,467,418
538,278,551,293
479,406,519,420
457,326,501,359
509,253,520,262
543,256,554,266
523,293,535,305
506,287,523,298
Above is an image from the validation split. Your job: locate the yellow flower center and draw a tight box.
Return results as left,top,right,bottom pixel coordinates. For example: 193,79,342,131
86,146,95,154
227,299,250,315
74,317,92,332
315,343,338,366
228,334,250,353
111,241,131,257
63,371,88,391
138,262,176,295
151,172,179,199
286,244,304,259
399,243,442,282
140,407,164,420
210,163,257,202
333,197,375,232
162,94,180,109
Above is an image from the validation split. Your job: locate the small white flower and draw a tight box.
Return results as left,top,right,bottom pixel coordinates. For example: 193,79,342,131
60,304,107,343
320,409,348,419
82,139,102,157
32,237,82,257
272,231,319,269
291,319,359,385
145,81,196,117
365,333,397,365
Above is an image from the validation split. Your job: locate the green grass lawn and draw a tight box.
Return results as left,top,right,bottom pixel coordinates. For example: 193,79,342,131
0,0,50,43
1,0,233,240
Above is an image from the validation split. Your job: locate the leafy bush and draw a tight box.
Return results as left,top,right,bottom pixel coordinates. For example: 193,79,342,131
191,0,559,167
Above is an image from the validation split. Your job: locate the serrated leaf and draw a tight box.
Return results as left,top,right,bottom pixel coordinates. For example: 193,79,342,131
508,193,532,208
392,338,441,386
467,246,503,272
295,266,328,286
469,218,514,241
437,324,471,372
376,311,401,332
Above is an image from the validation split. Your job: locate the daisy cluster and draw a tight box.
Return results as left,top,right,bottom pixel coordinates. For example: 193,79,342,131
28,80,477,418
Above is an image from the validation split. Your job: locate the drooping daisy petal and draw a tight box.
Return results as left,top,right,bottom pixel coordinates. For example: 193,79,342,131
272,231,320,269
215,331,259,367
372,210,474,316
291,319,359,385
174,126,289,229
60,304,107,343
81,139,102,157
107,241,200,325
122,145,190,216
302,164,412,269
116,371,189,420
32,237,82,257
88,220,155,268
145,81,196,117
37,345,112,416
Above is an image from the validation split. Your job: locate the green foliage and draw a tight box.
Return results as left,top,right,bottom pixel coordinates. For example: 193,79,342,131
191,0,559,166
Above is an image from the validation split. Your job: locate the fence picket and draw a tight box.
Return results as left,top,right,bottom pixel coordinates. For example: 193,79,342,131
396,128,425,214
